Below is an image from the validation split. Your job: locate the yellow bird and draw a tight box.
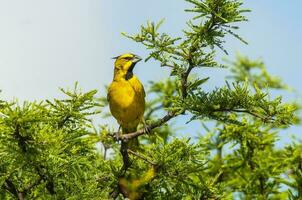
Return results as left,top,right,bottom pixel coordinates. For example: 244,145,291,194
107,53,145,148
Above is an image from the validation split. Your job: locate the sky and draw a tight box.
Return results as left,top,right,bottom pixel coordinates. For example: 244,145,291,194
0,0,301,144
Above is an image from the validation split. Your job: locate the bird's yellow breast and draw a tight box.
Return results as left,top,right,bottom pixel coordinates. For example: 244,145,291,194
108,75,145,130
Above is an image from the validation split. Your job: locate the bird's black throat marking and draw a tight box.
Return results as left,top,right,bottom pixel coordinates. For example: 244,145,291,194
125,63,136,80
125,71,133,80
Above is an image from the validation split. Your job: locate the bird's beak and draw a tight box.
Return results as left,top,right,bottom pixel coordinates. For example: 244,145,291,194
132,55,142,63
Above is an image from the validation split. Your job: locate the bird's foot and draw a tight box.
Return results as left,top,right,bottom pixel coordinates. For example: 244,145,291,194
114,132,121,141
142,118,151,134
143,125,151,134
113,126,124,141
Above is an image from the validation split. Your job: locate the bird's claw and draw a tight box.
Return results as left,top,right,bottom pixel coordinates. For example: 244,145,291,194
113,129,123,141
113,132,120,140
143,125,151,134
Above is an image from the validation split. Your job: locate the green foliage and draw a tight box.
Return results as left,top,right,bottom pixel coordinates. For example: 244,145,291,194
141,139,221,199
0,0,301,199
0,86,111,199
181,81,296,125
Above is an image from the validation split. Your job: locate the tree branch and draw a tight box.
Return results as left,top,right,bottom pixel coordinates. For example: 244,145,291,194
4,179,18,198
4,179,25,200
181,63,194,99
213,108,271,122
13,124,28,153
128,149,157,166
160,63,175,68
109,141,131,199
114,111,177,141
58,115,71,128
33,164,56,195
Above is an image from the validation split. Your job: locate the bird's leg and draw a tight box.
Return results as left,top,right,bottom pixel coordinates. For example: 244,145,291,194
142,118,151,134
115,125,122,140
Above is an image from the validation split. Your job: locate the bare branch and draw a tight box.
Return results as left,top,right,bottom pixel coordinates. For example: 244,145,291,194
114,111,177,141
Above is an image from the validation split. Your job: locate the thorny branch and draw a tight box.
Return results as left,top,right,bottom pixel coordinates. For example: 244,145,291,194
114,111,177,142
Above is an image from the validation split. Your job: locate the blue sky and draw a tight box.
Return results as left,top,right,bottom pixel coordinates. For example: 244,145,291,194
0,0,301,144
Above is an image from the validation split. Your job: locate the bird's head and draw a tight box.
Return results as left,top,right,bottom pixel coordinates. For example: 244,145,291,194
112,53,142,80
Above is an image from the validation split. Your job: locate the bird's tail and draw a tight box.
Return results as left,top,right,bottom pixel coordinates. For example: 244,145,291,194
122,127,139,150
